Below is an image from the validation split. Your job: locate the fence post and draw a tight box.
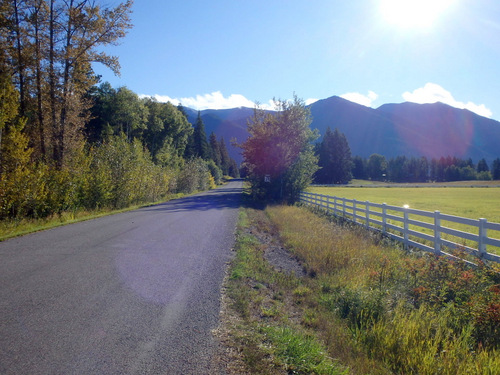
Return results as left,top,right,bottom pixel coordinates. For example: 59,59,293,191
403,206,409,250
478,218,487,257
342,197,346,218
434,211,441,255
333,196,337,216
365,201,370,229
353,200,357,224
382,203,387,235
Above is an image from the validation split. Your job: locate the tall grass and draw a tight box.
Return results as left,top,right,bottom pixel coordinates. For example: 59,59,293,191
266,205,500,374
225,208,348,374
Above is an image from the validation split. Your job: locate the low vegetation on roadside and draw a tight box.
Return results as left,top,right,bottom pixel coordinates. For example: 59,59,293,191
223,204,500,374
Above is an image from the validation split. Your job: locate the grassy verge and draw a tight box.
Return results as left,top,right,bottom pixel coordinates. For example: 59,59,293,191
222,207,347,374
222,204,500,374
0,192,188,241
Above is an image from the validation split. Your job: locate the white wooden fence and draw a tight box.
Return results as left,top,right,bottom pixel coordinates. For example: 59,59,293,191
299,192,500,264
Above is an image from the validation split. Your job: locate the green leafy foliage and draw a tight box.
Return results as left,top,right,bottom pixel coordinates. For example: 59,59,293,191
241,96,318,202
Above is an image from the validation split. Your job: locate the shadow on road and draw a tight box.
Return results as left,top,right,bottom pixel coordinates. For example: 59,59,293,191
139,183,245,213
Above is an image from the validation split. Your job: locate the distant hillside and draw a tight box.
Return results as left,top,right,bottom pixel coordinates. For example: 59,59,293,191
184,96,500,165
375,102,500,162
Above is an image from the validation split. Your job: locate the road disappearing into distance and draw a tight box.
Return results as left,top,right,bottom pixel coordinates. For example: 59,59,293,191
0,180,243,374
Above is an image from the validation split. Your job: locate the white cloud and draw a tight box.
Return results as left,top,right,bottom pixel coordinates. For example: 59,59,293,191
402,83,492,118
305,98,319,106
145,91,256,110
340,91,378,107
142,92,320,111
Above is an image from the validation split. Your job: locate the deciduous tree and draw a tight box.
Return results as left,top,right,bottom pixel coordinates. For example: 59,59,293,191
0,0,133,166
241,96,318,201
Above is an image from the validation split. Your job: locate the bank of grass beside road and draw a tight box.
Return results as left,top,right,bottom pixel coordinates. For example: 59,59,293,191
222,204,500,374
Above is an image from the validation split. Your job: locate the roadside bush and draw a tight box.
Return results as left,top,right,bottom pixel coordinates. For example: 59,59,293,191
176,158,211,193
206,159,223,185
1,133,176,220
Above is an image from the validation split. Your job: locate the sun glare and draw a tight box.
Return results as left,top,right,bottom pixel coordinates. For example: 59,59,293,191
380,0,453,29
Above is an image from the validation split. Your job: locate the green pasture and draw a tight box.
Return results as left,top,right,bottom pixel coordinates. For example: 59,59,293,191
309,185,500,223
308,184,500,255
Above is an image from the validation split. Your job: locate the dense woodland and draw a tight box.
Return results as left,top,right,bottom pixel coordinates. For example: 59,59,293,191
0,0,238,220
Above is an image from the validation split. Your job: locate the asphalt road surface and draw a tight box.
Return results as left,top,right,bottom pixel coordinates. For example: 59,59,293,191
0,180,243,374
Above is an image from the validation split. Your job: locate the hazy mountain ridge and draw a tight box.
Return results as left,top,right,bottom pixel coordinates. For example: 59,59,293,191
185,96,500,165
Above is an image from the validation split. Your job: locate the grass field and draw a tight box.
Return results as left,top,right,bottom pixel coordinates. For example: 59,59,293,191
309,183,500,256
309,184,500,224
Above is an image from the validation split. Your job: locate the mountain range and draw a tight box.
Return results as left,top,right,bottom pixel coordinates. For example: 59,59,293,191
184,96,500,165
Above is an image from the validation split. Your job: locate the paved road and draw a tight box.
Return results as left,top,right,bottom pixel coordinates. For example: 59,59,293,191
0,180,242,374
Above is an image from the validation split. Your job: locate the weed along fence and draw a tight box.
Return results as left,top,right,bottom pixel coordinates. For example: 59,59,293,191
299,192,500,264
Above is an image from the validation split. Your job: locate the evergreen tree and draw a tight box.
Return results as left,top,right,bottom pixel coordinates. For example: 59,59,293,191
492,158,500,180
228,159,240,178
387,156,407,182
208,132,222,167
315,127,352,184
192,111,209,159
477,158,489,173
367,154,387,181
219,136,231,175
352,156,367,180
176,103,188,119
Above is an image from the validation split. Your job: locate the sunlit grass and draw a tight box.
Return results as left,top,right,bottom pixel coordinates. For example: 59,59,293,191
309,186,500,223
264,205,500,374
224,207,349,374
308,185,500,255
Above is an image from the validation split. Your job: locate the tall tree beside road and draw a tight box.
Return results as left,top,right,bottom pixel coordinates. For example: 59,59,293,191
241,96,318,201
0,0,133,166
208,131,222,167
192,111,209,159
218,136,231,175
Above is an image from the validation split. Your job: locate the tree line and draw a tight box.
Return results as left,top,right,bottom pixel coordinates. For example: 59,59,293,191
0,0,238,220
315,128,500,184
350,154,500,183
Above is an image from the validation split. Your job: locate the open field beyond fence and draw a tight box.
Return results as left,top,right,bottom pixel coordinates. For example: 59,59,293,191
305,185,500,259
310,185,500,224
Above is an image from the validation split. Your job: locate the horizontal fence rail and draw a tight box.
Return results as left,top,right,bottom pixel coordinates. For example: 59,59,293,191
299,192,500,264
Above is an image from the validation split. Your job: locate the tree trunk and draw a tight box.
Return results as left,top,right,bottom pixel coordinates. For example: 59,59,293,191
33,1,46,158
49,0,59,165
13,0,26,117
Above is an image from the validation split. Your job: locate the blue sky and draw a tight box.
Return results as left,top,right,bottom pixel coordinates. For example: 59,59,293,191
94,0,500,120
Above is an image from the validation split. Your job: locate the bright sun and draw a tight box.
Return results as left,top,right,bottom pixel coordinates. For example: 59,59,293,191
380,0,453,29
